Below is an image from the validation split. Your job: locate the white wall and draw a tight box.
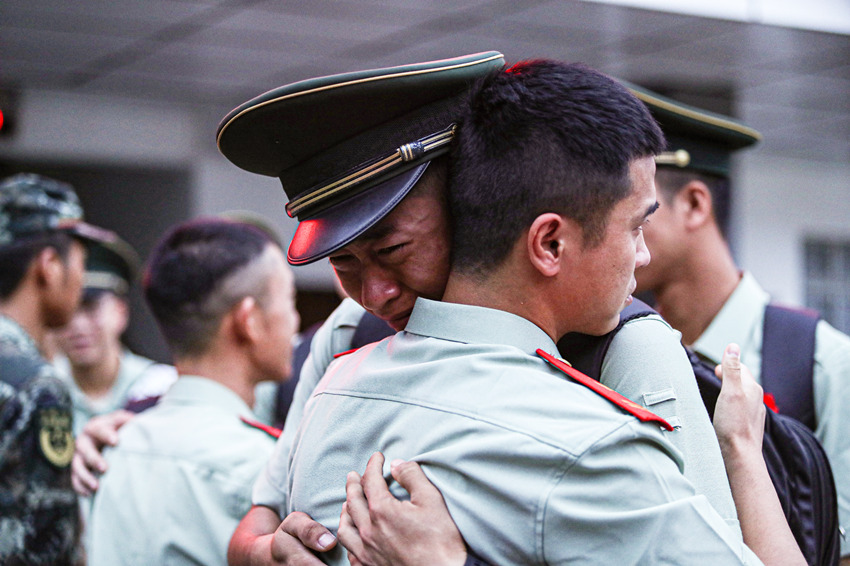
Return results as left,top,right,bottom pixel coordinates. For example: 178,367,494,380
0,88,339,290
1,89,197,165
735,154,850,305
585,0,850,34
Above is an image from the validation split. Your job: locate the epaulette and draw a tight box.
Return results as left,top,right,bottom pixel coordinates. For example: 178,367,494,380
239,416,282,439
536,349,674,431
333,348,359,359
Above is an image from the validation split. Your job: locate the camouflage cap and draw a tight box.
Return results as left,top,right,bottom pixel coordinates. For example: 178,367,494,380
0,173,112,248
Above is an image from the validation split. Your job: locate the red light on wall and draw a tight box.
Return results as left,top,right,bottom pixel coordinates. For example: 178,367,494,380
0,89,17,137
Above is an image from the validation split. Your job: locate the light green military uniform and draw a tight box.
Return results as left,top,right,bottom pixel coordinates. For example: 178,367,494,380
286,298,759,565
253,297,741,538
54,349,177,437
87,376,276,566
694,271,850,555
252,298,364,511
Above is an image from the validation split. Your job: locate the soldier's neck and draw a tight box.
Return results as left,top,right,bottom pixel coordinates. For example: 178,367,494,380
0,292,49,355
442,266,557,342
653,244,741,346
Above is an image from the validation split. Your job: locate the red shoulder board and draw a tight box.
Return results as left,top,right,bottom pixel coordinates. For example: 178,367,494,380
536,349,674,431
333,348,359,359
240,416,282,439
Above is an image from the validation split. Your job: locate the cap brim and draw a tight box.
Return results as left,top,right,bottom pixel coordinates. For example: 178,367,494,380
287,162,429,266
62,221,117,246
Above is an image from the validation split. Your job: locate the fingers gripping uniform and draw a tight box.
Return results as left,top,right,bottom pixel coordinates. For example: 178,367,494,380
0,315,80,564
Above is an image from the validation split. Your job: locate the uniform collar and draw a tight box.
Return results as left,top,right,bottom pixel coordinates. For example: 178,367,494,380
160,376,257,419
405,298,559,358
692,271,769,364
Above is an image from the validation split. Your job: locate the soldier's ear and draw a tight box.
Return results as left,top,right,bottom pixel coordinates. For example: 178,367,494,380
112,295,131,335
527,213,573,278
680,180,713,230
34,246,64,290
230,296,259,344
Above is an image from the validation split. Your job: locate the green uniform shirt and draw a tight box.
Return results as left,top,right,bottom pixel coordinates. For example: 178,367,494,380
693,271,850,556
87,376,276,565
253,298,740,538
287,298,759,565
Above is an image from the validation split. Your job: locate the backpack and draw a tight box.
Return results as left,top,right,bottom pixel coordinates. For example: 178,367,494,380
761,304,820,430
557,299,841,566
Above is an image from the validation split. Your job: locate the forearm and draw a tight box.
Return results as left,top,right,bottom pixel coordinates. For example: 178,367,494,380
228,505,280,566
724,443,805,566
713,345,805,566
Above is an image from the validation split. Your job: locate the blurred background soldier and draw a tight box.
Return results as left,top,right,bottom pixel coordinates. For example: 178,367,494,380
632,88,850,561
0,173,111,565
54,233,176,437
87,217,300,565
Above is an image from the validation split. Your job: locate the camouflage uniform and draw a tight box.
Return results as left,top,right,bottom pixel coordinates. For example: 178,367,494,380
0,315,80,565
0,174,111,565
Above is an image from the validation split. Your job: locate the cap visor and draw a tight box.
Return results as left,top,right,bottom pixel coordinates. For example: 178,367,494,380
287,162,429,265
65,221,116,246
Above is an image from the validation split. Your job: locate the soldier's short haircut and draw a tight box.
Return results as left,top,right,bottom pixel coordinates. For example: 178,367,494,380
143,218,279,358
0,232,74,300
449,60,665,278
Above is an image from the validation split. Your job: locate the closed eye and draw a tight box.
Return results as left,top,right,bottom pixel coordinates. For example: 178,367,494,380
378,243,407,256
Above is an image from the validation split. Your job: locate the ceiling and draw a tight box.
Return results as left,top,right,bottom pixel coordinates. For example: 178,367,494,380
1,0,849,163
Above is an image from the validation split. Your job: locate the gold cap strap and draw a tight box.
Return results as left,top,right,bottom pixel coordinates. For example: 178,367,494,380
286,125,455,219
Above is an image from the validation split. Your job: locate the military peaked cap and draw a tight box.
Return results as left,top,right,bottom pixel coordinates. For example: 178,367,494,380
217,51,505,265
627,84,761,178
84,233,140,296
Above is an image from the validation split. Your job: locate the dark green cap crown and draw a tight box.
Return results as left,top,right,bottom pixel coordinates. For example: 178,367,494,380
627,84,762,177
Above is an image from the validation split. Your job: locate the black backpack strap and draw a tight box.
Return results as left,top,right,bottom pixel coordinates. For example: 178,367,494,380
350,311,395,349
556,298,657,380
273,322,322,428
761,304,819,430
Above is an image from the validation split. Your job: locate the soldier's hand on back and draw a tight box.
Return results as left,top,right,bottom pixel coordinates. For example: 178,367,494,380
71,409,134,496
